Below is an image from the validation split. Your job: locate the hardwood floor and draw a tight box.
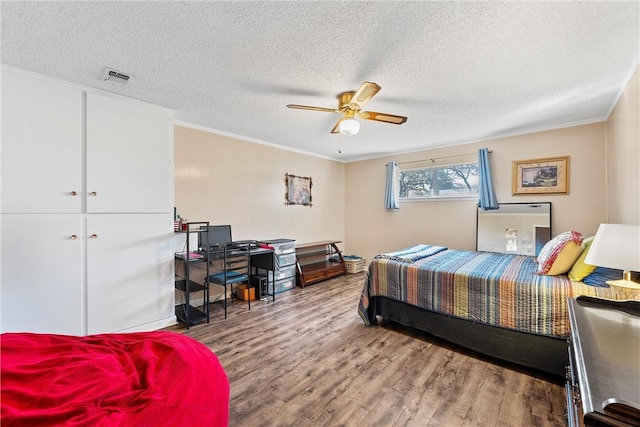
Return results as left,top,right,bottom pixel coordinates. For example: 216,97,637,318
164,272,566,426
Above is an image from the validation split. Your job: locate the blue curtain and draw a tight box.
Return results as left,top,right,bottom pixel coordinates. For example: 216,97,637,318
478,148,498,210
384,161,400,210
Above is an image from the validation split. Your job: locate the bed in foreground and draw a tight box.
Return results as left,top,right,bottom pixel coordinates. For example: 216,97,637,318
1,331,229,426
358,244,625,377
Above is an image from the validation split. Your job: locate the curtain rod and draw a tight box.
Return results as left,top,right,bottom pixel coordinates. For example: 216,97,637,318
392,150,492,166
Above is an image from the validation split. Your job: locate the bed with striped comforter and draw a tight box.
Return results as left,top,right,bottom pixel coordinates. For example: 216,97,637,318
358,246,620,338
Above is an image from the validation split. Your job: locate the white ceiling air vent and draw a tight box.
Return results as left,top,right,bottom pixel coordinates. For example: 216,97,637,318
101,68,130,84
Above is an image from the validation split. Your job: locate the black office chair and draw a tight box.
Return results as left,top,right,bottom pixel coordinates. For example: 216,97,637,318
205,243,252,319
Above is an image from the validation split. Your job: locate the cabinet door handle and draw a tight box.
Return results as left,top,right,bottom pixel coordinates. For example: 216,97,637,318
90,234,98,239
70,191,78,196
89,191,97,196
70,234,78,240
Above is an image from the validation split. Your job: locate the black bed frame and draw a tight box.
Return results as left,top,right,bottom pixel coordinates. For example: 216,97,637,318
368,296,568,378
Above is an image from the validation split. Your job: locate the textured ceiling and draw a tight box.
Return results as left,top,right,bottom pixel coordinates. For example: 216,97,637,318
1,1,638,162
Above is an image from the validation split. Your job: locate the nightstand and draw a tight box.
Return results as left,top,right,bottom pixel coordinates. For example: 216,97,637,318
566,297,640,426
606,279,640,300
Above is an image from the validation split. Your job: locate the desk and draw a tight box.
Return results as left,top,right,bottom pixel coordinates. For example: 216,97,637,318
208,246,276,302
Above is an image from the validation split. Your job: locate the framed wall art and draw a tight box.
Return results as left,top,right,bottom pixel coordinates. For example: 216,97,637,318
512,156,569,195
284,173,312,206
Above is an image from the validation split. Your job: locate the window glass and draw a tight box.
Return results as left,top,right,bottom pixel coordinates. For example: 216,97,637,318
399,162,478,199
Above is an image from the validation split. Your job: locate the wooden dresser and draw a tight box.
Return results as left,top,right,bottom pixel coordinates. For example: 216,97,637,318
566,297,640,427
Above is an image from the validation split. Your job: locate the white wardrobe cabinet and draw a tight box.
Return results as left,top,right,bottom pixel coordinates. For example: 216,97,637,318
0,215,174,335
1,215,84,335
1,70,172,215
1,69,174,335
86,93,172,213
86,215,173,334
1,70,83,213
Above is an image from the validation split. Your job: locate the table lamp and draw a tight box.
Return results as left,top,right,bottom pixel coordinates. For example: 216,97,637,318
585,223,640,289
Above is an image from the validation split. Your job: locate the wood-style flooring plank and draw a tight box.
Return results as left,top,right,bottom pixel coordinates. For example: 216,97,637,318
164,272,566,427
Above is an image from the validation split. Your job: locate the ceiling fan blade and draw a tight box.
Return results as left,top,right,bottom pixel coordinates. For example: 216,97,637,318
287,104,339,113
349,82,381,110
330,118,342,134
360,111,408,125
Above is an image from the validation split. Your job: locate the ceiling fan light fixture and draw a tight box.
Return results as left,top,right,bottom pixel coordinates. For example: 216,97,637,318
287,82,407,135
339,118,360,136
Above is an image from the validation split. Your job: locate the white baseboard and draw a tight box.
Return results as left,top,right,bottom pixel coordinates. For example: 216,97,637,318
116,315,177,333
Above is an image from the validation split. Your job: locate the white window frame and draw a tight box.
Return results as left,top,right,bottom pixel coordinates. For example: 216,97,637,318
399,161,479,202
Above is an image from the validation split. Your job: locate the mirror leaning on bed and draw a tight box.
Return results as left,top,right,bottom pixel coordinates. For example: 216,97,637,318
476,202,551,257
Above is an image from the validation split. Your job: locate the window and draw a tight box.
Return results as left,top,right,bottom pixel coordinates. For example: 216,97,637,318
399,162,479,200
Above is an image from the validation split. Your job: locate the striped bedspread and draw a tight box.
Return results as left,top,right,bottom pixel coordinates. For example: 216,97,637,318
358,248,621,338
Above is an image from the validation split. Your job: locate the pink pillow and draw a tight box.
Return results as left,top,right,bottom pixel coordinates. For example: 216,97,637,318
536,231,584,275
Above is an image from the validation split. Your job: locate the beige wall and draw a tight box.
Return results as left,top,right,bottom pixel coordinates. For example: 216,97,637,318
605,66,640,224
344,123,608,263
174,125,345,245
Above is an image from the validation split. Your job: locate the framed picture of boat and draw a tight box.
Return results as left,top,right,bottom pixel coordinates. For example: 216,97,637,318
512,156,569,195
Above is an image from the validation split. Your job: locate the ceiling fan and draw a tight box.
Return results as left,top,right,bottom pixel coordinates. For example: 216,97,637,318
286,82,407,136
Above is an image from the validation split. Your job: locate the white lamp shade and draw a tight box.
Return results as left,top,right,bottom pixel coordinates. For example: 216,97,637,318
339,118,360,136
584,224,640,272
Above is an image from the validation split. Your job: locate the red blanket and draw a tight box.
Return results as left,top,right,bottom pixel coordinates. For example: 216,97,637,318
1,331,229,426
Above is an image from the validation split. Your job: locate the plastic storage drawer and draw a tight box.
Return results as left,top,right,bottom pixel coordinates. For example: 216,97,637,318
274,277,295,294
275,253,296,268
261,239,295,255
268,265,296,282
